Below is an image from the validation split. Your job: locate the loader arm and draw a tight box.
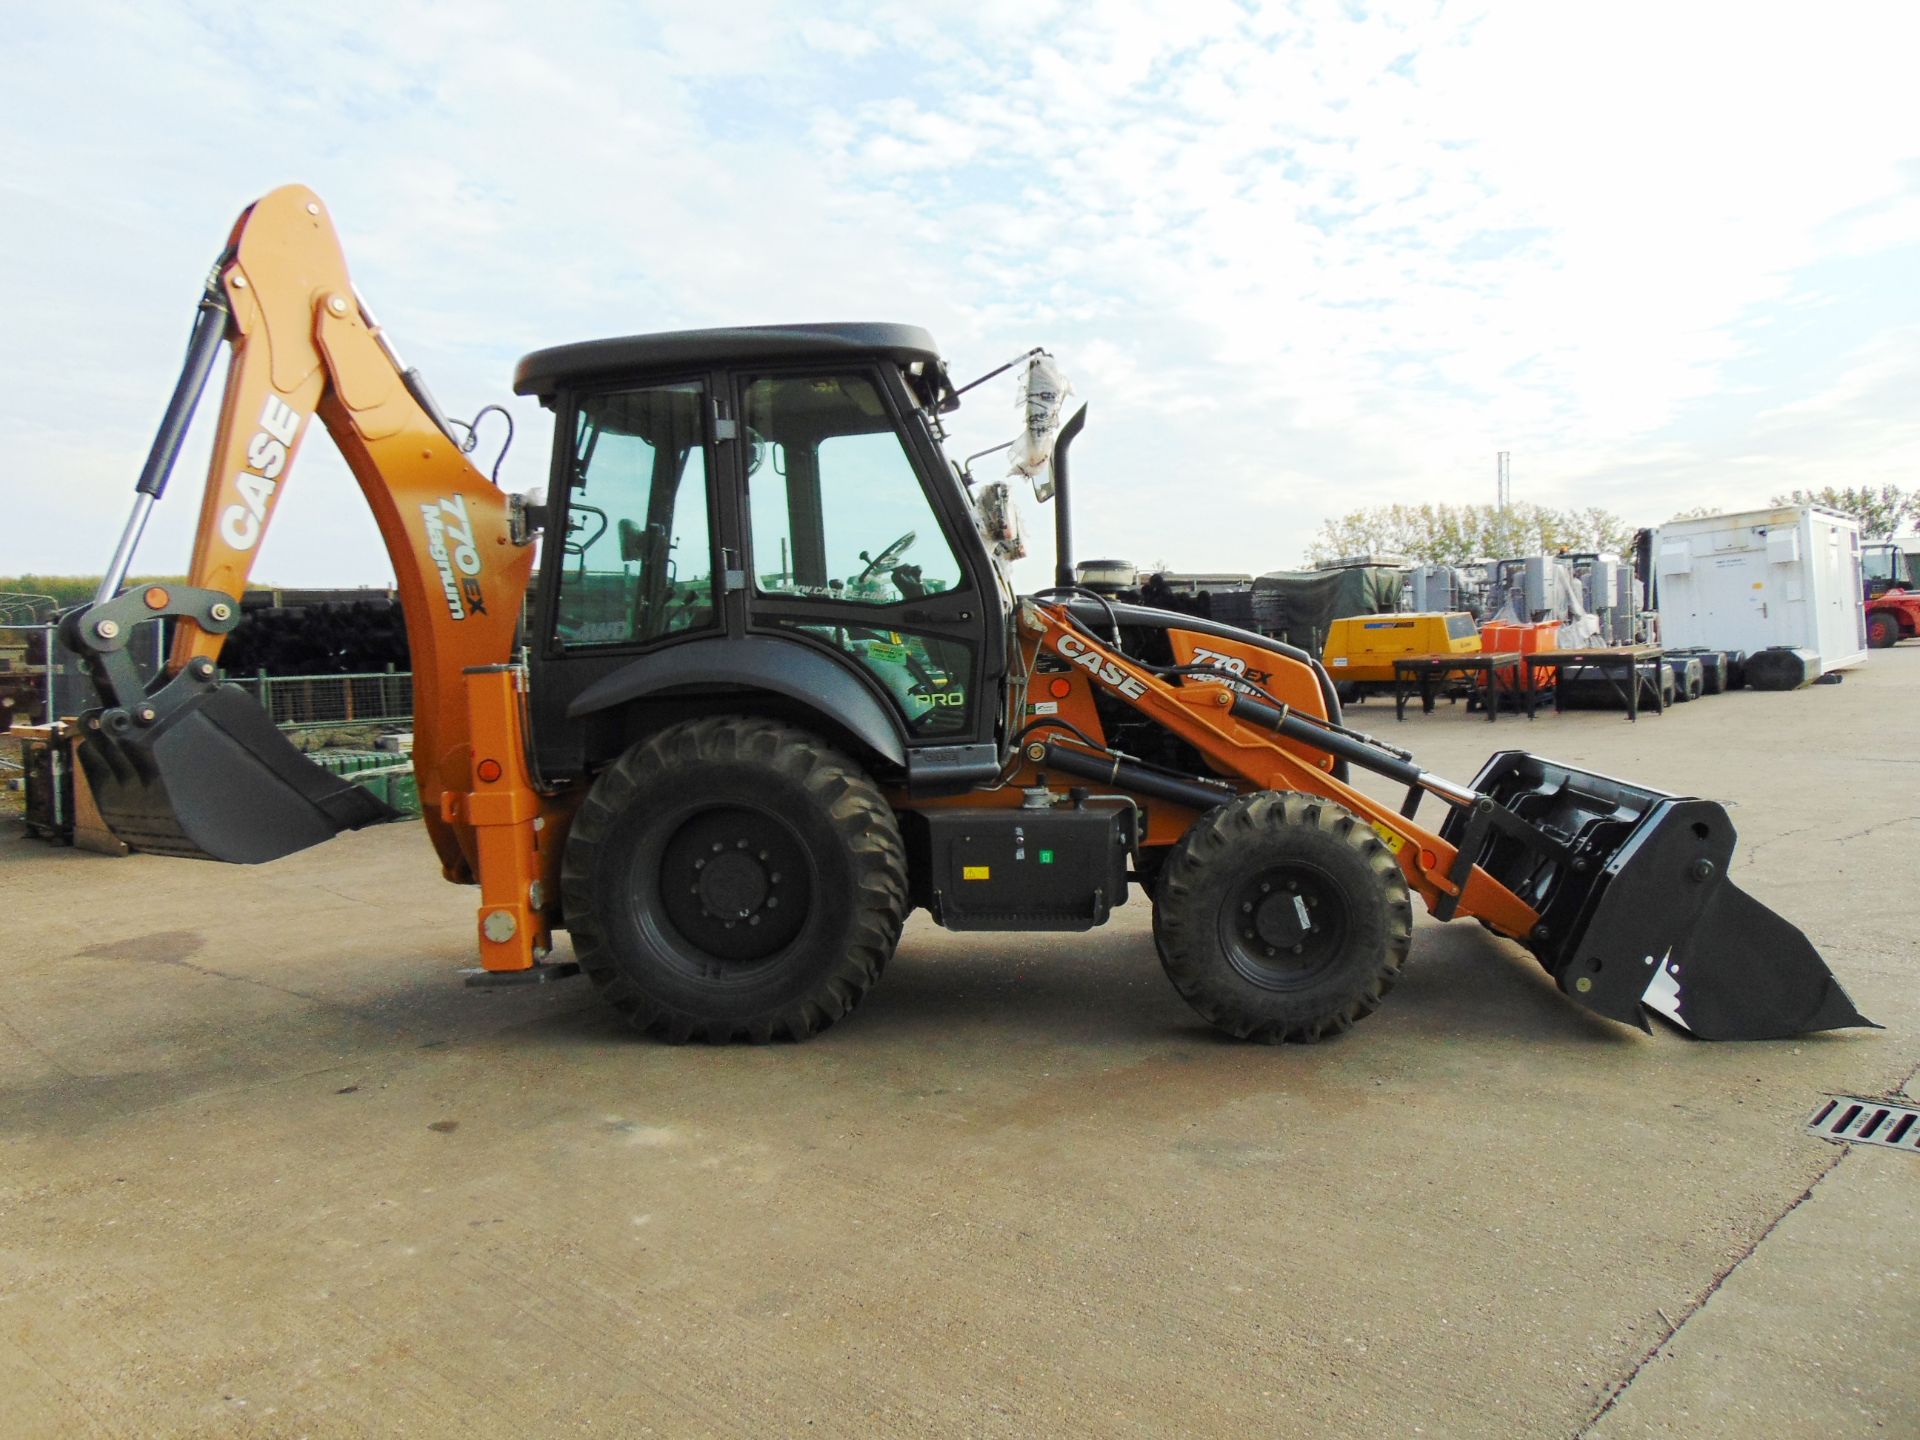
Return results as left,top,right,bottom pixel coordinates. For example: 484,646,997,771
1014,599,1870,1040
1014,601,1540,935
61,185,559,973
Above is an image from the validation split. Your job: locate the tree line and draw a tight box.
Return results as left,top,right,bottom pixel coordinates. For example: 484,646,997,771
1304,503,1635,568
1306,486,1914,567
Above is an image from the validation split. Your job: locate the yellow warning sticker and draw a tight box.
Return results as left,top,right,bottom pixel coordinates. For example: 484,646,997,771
962,865,991,880
1369,822,1406,854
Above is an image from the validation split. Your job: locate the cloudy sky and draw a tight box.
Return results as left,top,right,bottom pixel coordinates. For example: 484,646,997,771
2,0,1915,588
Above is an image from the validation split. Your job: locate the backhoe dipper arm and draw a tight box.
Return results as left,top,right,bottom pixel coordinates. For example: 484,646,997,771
64,186,554,972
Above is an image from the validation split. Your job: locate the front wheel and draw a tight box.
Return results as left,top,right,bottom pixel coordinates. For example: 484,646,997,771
1866,610,1899,649
1153,792,1412,1043
561,717,908,1042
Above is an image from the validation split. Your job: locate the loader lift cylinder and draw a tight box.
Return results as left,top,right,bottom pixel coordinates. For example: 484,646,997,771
1035,739,1239,813
1226,694,1478,812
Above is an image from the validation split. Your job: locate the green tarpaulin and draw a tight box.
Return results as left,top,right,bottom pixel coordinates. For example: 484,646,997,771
1251,567,1404,650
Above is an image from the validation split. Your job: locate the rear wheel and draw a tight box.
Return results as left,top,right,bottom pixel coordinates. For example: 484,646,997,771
1866,610,1899,649
1153,791,1412,1043
561,716,907,1042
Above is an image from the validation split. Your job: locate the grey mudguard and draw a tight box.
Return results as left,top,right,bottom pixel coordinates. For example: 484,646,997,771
566,634,908,769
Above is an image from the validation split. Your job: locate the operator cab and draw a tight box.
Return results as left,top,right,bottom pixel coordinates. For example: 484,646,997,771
1862,538,1920,598
513,324,1011,792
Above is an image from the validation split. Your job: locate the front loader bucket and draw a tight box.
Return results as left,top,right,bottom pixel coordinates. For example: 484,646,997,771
75,682,395,864
1444,753,1872,1040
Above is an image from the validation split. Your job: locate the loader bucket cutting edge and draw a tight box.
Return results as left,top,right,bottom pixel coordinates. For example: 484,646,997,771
75,682,395,864
1445,752,1872,1041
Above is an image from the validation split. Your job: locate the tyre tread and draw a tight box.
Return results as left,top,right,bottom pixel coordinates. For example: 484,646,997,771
561,716,907,1043
1153,791,1412,1043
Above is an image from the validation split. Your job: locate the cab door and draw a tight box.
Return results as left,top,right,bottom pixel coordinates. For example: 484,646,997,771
527,374,722,776
731,365,1000,770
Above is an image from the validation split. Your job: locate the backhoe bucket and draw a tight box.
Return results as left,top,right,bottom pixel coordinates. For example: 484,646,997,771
1444,753,1871,1040
74,682,395,864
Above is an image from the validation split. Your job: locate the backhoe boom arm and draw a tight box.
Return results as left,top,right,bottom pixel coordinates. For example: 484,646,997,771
62,186,556,973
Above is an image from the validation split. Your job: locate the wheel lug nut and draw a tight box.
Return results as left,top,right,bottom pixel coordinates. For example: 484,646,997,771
1264,946,1276,957
1286,879,1298,891
712,843,723,853
1260,883,1271,894
694,858,705,870
766,898,779,909
758,851,769,861
1241,902,1252,913
737,840,748,849
749,916,761,926
1291,943,1304,955
769,873,782,884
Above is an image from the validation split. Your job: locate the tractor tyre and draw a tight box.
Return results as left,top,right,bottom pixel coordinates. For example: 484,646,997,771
561,716,908,1043
1153,791,1412,1043
1866,610,1899,649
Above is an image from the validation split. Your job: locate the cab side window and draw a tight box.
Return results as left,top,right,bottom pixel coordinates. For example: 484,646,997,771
742,371,976,737
743,374,964,604
556,382,714,648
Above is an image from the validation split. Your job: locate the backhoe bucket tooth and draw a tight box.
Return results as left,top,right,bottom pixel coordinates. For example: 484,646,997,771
75,683,395,864
1445,752,1872,1040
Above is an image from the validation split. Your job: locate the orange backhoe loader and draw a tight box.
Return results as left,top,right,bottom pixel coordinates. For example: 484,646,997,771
61,187,1869,1043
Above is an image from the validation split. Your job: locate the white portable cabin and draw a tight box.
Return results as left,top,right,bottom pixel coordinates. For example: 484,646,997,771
1652,505,1867,670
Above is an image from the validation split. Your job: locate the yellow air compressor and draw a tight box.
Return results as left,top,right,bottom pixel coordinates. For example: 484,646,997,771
1322,613,1481,700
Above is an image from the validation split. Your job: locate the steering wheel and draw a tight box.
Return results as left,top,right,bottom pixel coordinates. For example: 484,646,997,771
857,530,917,584
565,502,609,556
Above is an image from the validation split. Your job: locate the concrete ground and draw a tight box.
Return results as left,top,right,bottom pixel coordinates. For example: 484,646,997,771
2,650,1914,1439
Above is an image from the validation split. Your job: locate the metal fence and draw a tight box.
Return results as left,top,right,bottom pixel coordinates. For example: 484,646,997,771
2,620,169,729
225,669,414,730
2,620,412,733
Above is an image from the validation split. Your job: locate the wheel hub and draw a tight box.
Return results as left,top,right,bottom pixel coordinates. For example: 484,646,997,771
1254,890,1314,949
697,847,770,919
657,806,808,965
1222,864,1347,990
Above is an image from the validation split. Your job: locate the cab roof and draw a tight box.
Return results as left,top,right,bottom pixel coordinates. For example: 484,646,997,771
512,323,943,400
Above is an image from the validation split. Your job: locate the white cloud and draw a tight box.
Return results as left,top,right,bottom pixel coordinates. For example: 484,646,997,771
0,0,1916,589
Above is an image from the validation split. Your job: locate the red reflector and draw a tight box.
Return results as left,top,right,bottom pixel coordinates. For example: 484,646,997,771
1048,678,1072,699
476,759,503,783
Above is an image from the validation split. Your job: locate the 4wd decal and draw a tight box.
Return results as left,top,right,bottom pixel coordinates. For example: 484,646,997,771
1054,633,1148,700
421,494,487,620
218,395,305,550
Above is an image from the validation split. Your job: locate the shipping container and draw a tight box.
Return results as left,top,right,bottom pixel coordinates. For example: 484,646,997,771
1652,506,1866,672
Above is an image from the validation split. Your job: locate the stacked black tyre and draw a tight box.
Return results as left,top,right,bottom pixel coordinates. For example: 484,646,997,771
562,717,908,1043
222,598,409,675
1153,791,1412,1043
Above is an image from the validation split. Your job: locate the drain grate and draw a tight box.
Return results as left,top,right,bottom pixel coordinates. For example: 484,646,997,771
1807,1096,1920,1154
